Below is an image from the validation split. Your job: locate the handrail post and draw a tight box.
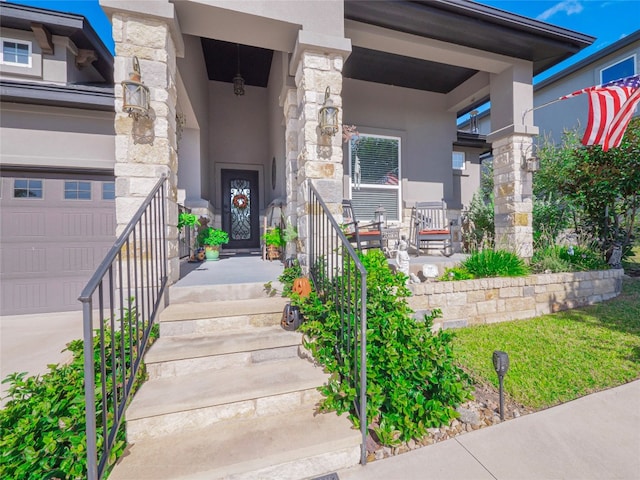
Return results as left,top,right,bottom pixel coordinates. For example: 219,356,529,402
81,299,98,480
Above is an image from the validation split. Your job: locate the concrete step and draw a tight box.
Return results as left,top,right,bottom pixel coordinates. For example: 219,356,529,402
145,326,303,379
169,281,285,304
127,358,327,443
159,297,289,336
110,405,361,480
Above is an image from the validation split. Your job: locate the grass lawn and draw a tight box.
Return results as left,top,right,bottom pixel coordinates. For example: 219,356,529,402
453,278,640,410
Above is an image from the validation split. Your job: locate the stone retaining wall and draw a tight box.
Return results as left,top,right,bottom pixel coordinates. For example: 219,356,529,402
407,269,624,330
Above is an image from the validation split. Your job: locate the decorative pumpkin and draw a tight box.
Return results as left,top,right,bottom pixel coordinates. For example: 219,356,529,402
292,277,311,298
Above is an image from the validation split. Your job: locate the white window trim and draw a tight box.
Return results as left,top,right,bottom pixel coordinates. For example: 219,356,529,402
1,37,32,67
348,132,402,223
13,178,43,200
600,54,636,84
64,180,92,201
453,151,466,170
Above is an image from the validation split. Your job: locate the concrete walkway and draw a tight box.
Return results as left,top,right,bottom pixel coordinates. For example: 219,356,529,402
338,380,640,480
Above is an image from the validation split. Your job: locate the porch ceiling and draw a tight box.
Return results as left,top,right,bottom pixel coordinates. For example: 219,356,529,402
199,1,593,108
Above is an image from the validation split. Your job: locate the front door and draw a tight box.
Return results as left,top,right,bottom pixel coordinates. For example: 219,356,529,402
221,169,260,249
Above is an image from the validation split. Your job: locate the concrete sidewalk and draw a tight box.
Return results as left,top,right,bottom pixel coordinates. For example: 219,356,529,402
338,380,640,480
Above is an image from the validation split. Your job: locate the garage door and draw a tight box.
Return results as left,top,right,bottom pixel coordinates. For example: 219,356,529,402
0,174,116,315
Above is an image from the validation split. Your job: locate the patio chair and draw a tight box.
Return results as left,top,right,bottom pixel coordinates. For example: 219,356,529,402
342,200,384,251
409,200,454,257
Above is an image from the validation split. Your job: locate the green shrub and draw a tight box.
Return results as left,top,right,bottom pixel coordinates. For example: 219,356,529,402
440,266,475,281
462,192,494,251
299,250,472,443
278,259,303,297
0,314,158,479
461,249,529,278
532,245,608,273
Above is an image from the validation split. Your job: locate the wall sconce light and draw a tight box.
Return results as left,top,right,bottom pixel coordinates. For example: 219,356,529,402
522,142,540,172
524,156,540,172
318,86,339,136
375,205,387,228
121,56,150,119
233,43,245,96
492,350,509,421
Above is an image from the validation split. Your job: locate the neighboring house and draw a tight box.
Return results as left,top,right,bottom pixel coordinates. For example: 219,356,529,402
467,30,640,143
0,2,115,315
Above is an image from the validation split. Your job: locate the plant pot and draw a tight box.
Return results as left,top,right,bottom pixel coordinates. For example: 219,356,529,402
205,246,220,261
267,244,280,261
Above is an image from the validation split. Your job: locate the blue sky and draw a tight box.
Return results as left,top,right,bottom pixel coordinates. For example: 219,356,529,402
5,0,640,83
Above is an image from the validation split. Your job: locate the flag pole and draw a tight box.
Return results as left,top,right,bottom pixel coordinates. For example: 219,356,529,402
521,97,566,124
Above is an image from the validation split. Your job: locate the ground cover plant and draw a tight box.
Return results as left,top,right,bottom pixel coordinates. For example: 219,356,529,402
531,243,609,273
441,249,529,280
453,279,640,409
294,250,472,444
0,312,158,479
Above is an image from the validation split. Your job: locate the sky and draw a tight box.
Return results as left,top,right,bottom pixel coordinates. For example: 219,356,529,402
4,0,640,83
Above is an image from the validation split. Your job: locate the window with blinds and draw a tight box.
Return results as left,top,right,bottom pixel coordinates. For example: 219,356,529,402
349,134,401,221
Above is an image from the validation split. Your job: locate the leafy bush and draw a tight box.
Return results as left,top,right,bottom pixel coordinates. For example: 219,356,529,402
460,249,529,278
277,259,303,297
533,194,570,247
0,315,158,479
532,244,608,273
441,266,475,281
299,250,472,443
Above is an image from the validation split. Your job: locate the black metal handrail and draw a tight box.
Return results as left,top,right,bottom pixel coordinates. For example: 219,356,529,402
78,175,168,479
308,183,368,465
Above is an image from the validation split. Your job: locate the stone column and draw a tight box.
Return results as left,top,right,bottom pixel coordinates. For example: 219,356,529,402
490,133,536,258
283,87,299,258
110,7,182,283
488,64,538,260
289,31,351,268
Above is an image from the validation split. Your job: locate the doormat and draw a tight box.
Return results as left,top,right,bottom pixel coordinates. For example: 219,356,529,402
310,474,339,480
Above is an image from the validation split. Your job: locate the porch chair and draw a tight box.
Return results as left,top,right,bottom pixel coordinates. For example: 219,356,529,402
341,200,384,251
409,200,454,257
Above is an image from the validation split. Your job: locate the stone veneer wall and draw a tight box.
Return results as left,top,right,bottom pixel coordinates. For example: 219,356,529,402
407,269,624,330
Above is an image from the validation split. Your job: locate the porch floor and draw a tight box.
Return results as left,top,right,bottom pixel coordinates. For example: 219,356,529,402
176,252,468,286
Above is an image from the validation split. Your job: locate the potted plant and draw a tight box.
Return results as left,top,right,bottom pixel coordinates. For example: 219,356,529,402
263,226,285,260
177,212,200,261
197,227,229,261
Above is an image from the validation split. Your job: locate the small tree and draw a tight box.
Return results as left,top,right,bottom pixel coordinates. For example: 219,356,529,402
535,117,640,256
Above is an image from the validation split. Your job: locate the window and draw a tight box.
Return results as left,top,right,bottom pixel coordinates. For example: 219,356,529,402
102,182,115,200
601,55,636,84
349,134,401,222
452,151,466,170
14,179,43,198
64,181,91,200
1,38,31,66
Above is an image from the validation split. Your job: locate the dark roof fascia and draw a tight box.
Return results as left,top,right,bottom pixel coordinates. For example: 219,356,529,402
0,80,114,112
431,0,594,46
454,131,491,151
535,29,640,91
0,2,113,83
345,1,594,75
0,165,115,178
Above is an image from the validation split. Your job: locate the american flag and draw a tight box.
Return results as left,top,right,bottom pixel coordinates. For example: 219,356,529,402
560,74,640,151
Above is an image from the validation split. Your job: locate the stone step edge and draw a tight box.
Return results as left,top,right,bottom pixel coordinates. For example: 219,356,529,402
126,358,327,421
160,296,290,323
144,327,302,364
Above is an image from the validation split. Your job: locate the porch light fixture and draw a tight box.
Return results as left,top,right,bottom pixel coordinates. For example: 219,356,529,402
318,86,339,136
492,350,509,421
121,56,150,119
375,205,387,228
233,44,245,96
522,143,540,172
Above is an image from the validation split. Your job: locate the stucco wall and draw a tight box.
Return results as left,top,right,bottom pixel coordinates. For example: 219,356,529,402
343,78,459,207
407,269,624,330
0,103,115,170
208,80,270,210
